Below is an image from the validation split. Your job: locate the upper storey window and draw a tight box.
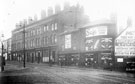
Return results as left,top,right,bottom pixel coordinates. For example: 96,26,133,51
55,23,57,30
52,24,54,31
44,25,49,32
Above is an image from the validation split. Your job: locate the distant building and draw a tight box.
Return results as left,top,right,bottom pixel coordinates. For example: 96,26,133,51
2,38,11,60
11,3,89,63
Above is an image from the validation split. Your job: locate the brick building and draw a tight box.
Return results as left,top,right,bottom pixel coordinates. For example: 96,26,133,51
11,3,89,64
58,19,117,69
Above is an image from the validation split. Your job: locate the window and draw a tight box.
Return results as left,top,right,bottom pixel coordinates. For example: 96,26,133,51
32,39,35,47
33,30,35,35
46,36,49,44
36,29,38,35
55,23,57,30
46,25,49,31
25,32,27,37
52,24,54,31
54,35,57,43
43,37,46,45
36,38,38,46
38,38,41,46
44,26,46,32
31,30,33,36
51,35,54,44
38,28,41,34
30,40,32,47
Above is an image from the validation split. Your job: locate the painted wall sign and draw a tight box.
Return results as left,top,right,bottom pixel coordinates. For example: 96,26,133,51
115,27,135,56
86,26,107,37
85,38,113,51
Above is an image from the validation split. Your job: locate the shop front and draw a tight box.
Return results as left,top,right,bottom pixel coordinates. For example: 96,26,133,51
58,55,66,66
83,53,95,67
99,52,113,70
35,50,42,63
42,49,49,63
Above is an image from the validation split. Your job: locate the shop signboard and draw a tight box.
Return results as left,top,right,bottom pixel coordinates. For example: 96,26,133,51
86,26,107,37
115,27,135,56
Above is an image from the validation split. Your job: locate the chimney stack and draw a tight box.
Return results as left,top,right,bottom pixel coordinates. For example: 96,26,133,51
23,19,27,25
127,17,132,27
55,4,61,14
16,23,19,29
41,10,46,19
64,1,70,10
28,17,33,24
34,14,38,21
47,7,53,16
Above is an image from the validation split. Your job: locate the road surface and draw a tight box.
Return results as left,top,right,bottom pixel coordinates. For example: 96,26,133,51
0,61,134,84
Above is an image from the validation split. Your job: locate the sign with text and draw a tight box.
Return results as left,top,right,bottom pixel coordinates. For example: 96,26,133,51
86,26,107,37
115,27,135,56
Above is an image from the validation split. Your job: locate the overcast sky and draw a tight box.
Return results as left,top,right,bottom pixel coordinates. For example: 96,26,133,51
0,0,135,39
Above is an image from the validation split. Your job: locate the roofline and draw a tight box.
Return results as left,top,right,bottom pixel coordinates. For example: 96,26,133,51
79,20,115,29
59,28,79,36
115,25,129,40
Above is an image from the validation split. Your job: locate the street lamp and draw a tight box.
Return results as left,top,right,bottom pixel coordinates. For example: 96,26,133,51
23,24,26,68
1,34,5,71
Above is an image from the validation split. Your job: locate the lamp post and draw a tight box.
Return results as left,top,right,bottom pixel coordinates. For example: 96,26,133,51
1,34,4,71
23,24,26,68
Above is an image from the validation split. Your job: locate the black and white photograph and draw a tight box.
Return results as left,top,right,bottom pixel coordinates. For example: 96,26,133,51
0,0,135,84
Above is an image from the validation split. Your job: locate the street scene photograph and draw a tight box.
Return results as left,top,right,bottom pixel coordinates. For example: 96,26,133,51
0,0,135,84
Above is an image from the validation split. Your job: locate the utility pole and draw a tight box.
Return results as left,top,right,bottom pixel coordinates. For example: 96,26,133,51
1,43,4,71
23,24,26,68
1,34,4,72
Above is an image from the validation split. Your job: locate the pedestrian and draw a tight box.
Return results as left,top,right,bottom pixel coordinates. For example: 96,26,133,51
3,57,6,66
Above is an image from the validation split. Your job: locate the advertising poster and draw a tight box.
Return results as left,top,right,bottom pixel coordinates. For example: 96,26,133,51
65,34,71,49
115,28,135,56
86,26,107,37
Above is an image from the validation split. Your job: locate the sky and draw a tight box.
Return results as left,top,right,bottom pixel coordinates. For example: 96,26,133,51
0,0,135,39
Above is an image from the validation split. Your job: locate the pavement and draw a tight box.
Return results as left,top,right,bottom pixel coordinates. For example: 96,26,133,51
0,63,58,84
0,61,135,84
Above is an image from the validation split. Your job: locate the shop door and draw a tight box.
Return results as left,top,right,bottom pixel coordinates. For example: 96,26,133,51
37,52,41,63
52,51,55,62
85,53,95,67
100,53,112,69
